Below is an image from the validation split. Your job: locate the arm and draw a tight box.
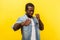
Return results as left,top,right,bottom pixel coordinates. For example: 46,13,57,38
13,23,23,31
35,14,44,31
13,19,31,31
38,19,44,30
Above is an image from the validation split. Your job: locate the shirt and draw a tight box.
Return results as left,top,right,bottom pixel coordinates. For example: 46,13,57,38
31,18,36,40
12,14,40,40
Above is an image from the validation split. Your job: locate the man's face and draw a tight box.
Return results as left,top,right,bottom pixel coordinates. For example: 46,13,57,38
26,6,34,17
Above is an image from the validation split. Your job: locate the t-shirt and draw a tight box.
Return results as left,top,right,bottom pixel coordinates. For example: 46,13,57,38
31,18,36,40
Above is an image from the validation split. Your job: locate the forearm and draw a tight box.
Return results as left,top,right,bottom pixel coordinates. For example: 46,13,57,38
13,19,31,31
13,23,23,31
38,19,44,30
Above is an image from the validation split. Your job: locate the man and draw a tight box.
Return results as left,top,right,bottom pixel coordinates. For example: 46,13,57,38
12,3,44,40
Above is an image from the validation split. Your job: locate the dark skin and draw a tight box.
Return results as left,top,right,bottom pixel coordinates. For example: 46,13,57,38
35,14,44,30
13,6,44,31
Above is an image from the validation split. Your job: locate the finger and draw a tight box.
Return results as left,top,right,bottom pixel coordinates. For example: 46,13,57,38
35,14,39,15
35,14,40,17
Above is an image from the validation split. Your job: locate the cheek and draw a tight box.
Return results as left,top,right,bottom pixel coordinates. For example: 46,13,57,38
26,10,34,15
27,11,30,13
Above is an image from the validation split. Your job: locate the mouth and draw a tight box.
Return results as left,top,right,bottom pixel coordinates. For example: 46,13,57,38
30,13,33,16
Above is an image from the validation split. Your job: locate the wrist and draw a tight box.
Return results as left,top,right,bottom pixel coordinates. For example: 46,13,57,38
20,22,25,26
37,18,40,21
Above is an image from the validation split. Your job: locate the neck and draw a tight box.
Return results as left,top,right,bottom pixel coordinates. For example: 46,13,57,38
26,14,33,18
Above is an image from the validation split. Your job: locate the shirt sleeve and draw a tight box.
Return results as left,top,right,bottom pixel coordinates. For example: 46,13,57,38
12,17,24,29
16,17,23,23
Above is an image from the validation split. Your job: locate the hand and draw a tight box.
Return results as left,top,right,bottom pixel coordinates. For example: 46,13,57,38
22,19,31,26
35,14,40,20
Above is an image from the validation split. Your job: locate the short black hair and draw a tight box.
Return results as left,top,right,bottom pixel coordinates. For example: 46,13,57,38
25,3,34,11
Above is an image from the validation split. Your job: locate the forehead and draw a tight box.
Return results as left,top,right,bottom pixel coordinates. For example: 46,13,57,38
28,6,34,10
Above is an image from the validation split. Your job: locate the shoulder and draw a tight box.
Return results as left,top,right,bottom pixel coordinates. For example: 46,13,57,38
17,14,28,21
33,17,39,23
33,17,37,20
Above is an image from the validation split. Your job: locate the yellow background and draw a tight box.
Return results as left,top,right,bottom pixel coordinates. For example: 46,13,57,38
0,0,60,40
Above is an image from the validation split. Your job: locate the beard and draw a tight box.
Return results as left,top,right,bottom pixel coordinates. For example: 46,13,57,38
26,13,33,18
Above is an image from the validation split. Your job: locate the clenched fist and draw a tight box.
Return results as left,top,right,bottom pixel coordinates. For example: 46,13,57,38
35,14,40,20
21,19,31,26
